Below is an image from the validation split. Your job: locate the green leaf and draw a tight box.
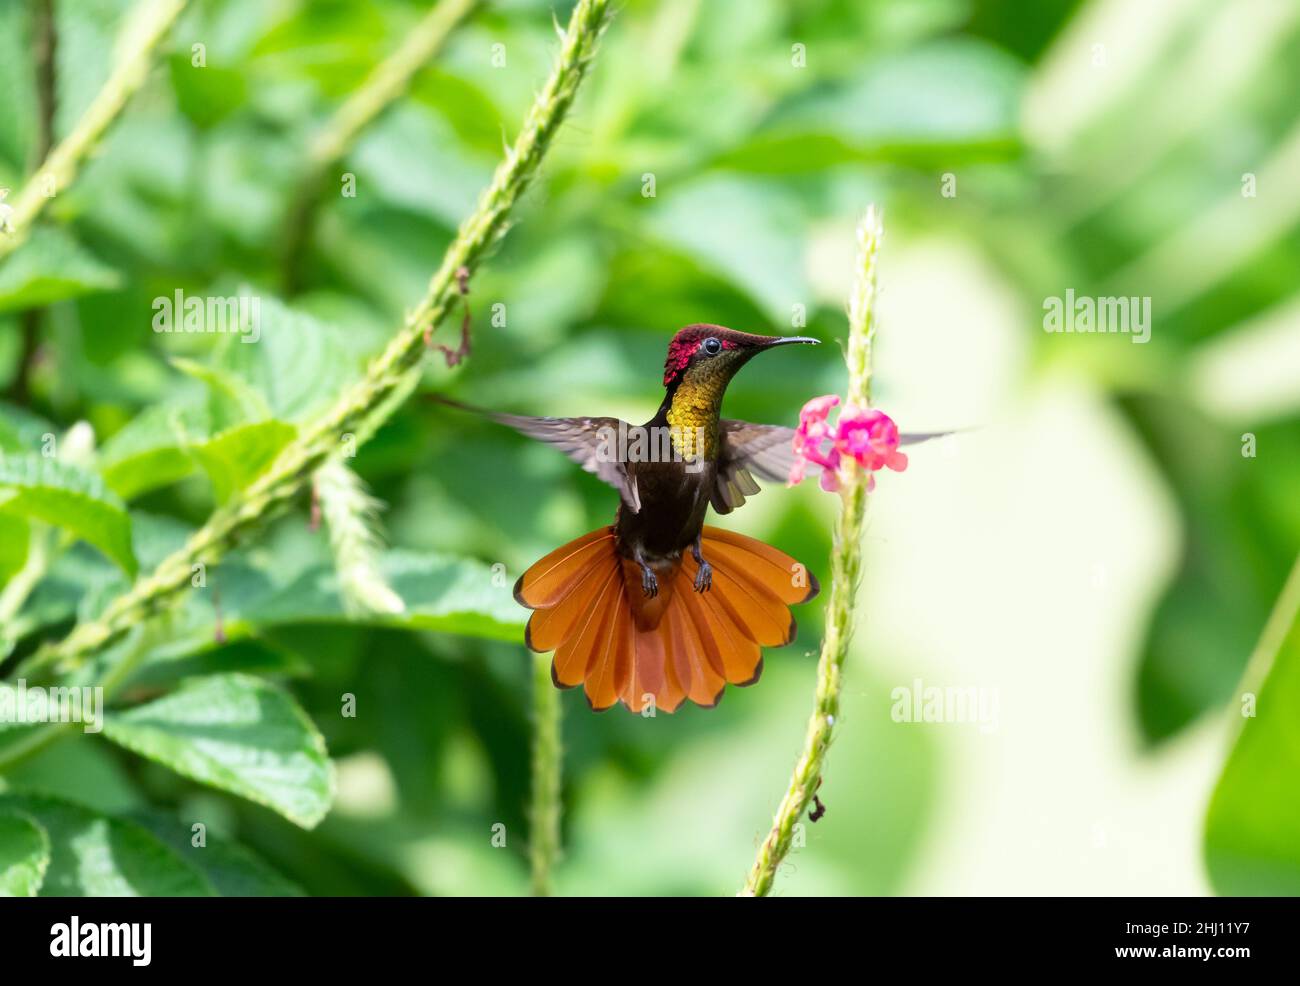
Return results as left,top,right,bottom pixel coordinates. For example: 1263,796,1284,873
0,545,110,650
114,549,524,683
411,68,507,154
1204,575,1300,895
0,416,23,454
168,54,248,130
10,515,191,652
102,673,335,829
0,455,136,575
251,550,525,641
99,402,207,500
190,420,296,503
0,679,96,733
0,512,28,588
214,297,357,422
129,512,195,570
0,795,213,896
1120,396,1300,742
0,226,121,313
0,810,50,897
170,356,272,430
0,732,144,815
0,401,55,453
130,639,310,691
131,812,305,896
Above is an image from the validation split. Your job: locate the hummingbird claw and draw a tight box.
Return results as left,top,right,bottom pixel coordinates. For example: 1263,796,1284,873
638,562,658,598
693,560,712,593
690,539,711,592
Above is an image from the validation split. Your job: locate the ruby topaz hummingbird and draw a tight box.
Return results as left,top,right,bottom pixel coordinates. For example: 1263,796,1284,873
456,325,832,712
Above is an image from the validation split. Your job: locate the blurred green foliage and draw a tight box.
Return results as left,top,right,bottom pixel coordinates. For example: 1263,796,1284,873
0,0,1297,896
1206,600,1300,895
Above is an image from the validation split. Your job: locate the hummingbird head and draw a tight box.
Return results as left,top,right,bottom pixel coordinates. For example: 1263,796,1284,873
662,324,818,391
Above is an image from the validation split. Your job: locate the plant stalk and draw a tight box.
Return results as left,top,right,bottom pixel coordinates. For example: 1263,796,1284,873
18,0,613,676
281,0,478,291
0,0,188,262
0,624,157,772
741,207,883,897
529,650,562,896
8,0,59,405
1234,550,1300,723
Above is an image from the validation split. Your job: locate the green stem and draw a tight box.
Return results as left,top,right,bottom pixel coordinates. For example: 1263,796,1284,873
0,623,156,773
18,0,614,677
0,527,77,661
741,207,884,898
0,527,54,636
310,0,477,169
0,0,188,262
529,650,561,896
282,0,478,290
1235,550,1300,716
31,0,57,165
8,0,58,404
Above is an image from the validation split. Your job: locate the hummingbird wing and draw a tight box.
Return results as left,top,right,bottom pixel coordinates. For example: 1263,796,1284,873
474,408,642,513
713,420,796,514
716,420,948,513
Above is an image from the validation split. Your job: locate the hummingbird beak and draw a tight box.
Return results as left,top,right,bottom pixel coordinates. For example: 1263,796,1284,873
757,335,820,349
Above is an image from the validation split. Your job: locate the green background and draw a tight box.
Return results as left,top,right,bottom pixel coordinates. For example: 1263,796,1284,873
1,0,1298,896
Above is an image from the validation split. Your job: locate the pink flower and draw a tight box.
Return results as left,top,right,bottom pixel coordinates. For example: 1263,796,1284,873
788,396,908,493
789,395,841,487
837,405,908,472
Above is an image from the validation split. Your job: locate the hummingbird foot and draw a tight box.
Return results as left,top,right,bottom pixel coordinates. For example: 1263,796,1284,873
690,539,712,592
693,560,712,593
638,560,658,598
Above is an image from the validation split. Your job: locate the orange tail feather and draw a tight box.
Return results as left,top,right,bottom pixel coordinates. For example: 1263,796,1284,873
515,525,818,713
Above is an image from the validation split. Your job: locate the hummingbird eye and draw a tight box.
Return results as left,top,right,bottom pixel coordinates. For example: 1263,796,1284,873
701,337,722,356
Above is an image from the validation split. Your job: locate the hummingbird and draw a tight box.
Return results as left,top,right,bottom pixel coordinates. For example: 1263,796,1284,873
450,325,886,713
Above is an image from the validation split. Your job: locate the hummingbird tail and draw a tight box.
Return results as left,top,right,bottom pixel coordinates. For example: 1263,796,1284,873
514,526,818,713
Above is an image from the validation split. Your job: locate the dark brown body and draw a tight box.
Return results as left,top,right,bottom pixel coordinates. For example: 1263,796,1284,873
616,454,718,562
